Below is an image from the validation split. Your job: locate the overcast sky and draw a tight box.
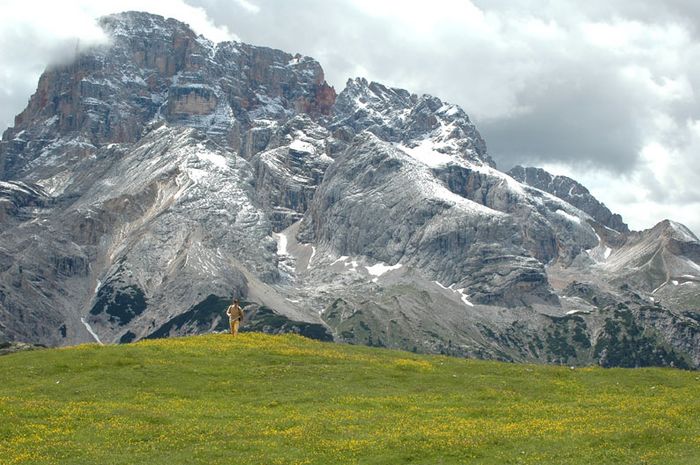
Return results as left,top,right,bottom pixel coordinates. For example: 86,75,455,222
1,0,699,236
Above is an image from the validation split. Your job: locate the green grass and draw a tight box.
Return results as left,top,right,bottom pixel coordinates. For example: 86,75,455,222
1,333,698,465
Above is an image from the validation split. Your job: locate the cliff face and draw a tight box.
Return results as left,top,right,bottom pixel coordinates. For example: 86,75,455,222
0,11,698,369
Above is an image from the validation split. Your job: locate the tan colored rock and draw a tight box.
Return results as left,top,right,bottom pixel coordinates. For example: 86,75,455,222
168,89,217,115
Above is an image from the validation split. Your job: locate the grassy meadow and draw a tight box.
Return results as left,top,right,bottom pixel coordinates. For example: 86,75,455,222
0,333,698,464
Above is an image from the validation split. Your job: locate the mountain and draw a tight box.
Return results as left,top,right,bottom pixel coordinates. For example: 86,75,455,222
1,11,698,368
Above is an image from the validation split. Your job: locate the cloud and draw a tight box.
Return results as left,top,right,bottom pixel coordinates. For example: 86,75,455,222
232,0,260,14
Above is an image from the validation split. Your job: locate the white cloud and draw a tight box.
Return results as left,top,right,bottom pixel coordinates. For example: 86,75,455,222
232,0,260,14
349,0,486,26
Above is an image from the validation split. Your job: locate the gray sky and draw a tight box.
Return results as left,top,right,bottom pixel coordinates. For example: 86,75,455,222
2,0,699,236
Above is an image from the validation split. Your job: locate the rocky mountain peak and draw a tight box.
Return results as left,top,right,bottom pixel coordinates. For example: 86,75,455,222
660,219,700,243
335,77,415,115
331,77,492,167
99,11,199,42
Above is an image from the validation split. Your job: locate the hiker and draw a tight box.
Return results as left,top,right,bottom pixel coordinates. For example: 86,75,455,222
226,299,244,336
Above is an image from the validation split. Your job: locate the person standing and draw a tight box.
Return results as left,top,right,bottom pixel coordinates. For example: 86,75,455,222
226,299,244,336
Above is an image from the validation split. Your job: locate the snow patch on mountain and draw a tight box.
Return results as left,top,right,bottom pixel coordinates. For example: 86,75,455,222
197,150,228,169
434,281,475,307
396,141,454,168
289,139,316,154
274,232,289,256
603,247,612,259
365,262,403,276
81,318,103,345
556,209,582,224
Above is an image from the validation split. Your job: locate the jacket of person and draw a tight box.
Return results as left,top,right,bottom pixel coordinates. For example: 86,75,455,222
227,303,244,321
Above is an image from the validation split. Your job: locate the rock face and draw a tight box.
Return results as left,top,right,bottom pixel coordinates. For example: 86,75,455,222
299,132,558,308
0,11,698,369
249,115,332,231
0,181,51,224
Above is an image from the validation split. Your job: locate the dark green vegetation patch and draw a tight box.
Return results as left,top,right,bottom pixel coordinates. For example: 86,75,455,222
595,308,690,369
146,294,231,339
89,283,147,325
